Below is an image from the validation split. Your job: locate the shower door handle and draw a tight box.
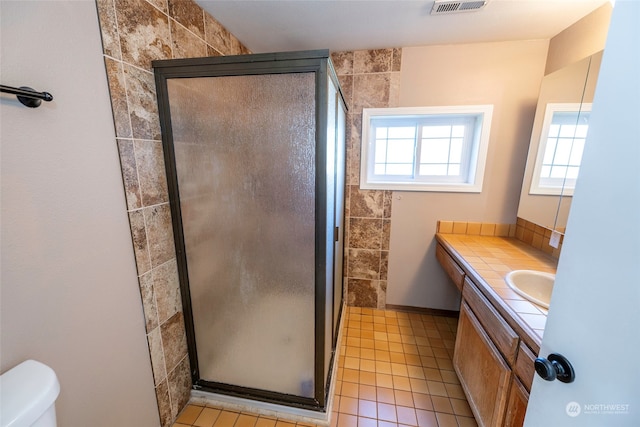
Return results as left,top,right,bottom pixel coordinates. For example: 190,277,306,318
335,226,339,242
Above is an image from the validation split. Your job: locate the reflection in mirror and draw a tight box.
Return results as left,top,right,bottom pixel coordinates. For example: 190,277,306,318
530,102,591,197
517,51,603,231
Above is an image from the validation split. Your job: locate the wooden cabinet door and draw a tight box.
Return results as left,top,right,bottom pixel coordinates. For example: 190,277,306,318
504,377,529,427
454,302,511,427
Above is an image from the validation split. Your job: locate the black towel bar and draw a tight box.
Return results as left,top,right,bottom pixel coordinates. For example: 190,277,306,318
0,85,53,108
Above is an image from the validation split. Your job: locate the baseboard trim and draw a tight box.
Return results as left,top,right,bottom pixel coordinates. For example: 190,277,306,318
384,304,459,318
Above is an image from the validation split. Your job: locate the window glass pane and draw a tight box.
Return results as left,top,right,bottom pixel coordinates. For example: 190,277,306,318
387,139,415,163
388,126,416,139
543,139,557,165
422,125,451,138
548,124,560,137
386,164,413,175
450,138,463,162
554,139,572,164
420,164,448,175
448,164,461,176
541,165,551,178
375,127,388,138
559,125,577,138
374,140,388,163
374,164,386,175
569,139,585,166
451,125,465,138
421,138,450,163
575,124,589,138
550,165,567,178
566,166,580,179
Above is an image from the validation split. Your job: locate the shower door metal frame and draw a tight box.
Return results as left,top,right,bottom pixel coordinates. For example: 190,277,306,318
153,50,346,412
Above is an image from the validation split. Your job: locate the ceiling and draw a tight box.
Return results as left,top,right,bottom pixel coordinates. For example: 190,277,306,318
196,0,609,53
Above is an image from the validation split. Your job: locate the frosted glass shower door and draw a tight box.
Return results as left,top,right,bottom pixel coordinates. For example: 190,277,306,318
166,73,317,398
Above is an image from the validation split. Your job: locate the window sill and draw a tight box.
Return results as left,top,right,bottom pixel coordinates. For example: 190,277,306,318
359,181,483,193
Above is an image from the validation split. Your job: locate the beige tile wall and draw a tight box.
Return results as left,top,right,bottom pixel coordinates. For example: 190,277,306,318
514,217,564,258
331,49,402,309
95,0,249,425
437,218,564,259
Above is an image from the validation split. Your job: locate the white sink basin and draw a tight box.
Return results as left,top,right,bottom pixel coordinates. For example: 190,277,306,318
505,270,555,309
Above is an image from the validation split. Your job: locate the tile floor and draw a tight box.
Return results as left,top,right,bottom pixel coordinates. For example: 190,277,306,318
173,307,477,427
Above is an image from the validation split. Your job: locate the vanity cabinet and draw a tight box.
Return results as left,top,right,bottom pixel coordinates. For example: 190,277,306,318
504,378,529,427
455,277,519,427
436,242,538,427
454,302,512,427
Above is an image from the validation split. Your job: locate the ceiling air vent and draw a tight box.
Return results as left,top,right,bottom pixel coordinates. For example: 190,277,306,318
430,0,488,15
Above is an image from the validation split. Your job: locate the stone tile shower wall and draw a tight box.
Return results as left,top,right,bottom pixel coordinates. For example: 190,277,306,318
331,50,401,309
95,0,249,425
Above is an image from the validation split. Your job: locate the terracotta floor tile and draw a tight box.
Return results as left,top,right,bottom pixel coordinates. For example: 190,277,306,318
360,371,377,386
341,382,359,398
212,411,239,427
255,418,276,427
376,387,396,404
396,406,417,426
194,408,221,427
444,383,465,399
339,396,359,416
360,359,376,372
451,398,473,417
415,409,438,427
358,399,378,418
234,414,258,427
426,381,447,397
412,393,432,411
337,413,358,427
357,416,377,427
176,405,205,424
456,415,479,427
393,390,414,407
431,396,454,414
392,375,411,391
377,403,397,423
435,412,458,427
376,373,394,389
359,384,377,401
375,361,392,374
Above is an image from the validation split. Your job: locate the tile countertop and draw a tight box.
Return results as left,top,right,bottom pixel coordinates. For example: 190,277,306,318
436,233,558,354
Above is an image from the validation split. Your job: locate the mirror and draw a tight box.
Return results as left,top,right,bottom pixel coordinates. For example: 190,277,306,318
517,51,603,231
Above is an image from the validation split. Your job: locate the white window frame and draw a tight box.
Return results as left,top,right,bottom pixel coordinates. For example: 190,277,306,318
529,103,592,196
360,105,493,192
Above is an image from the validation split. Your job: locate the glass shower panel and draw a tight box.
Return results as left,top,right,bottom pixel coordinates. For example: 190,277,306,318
167,73,316,397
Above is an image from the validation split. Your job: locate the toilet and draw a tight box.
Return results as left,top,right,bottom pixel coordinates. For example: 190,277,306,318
0,360,60,427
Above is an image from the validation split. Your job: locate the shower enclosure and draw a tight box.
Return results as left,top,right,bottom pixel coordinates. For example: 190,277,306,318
153,50,346,411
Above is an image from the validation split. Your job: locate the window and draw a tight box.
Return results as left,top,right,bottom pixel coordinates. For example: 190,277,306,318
360,106,493,192
530,103,591,196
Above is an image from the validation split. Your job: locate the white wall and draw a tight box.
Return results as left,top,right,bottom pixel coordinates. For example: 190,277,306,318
387,41,548,310
0,2,159,425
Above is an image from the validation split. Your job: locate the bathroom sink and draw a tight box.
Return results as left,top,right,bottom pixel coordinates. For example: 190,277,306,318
505,270,555,309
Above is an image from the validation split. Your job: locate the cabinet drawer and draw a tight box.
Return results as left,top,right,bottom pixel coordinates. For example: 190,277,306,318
436,244,465,291
514,342,536,392
454,302,511,427
463,277,519,365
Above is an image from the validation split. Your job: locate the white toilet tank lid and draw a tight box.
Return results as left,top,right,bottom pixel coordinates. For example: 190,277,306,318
0,360,60,427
